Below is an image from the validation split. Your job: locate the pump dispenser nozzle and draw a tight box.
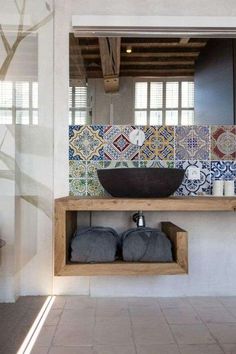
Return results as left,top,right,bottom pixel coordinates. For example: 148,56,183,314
132,211,146,228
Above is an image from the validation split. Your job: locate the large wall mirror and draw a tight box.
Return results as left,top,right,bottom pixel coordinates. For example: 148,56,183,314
69,33,236,126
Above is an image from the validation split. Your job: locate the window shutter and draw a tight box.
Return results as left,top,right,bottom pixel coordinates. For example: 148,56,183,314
0,82,13,124
74,86,87,109
166,82,179,108
135,82,148,109
0,82,13,108
69,85,88,125
15,82,29,108
150,82,163,109
181,81,194,108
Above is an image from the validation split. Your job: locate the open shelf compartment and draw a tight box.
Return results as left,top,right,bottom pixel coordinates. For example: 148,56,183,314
54,198,188,276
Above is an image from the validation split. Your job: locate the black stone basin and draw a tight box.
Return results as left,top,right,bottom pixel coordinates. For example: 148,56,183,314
97,168,185,198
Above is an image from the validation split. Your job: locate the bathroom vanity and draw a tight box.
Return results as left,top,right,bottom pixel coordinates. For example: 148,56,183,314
54,196,236,277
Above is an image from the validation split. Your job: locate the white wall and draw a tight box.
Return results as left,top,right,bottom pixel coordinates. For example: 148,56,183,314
53,0,236,297
89,77,134,125
71,0,236,17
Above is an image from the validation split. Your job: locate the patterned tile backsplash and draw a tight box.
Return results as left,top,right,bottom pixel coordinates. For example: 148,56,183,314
69,125,236,197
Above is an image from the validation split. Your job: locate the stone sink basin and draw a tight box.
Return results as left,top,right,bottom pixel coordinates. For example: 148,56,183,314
97,168,185,198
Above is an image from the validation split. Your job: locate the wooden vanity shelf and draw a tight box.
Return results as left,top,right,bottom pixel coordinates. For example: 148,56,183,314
55,197,189,276
54,196,236,276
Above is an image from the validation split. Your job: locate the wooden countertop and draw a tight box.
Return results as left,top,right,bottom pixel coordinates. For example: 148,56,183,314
55,196,236,212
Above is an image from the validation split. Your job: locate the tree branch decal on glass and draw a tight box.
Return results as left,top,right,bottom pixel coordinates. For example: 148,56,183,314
0,0,53,79
0,1,54,218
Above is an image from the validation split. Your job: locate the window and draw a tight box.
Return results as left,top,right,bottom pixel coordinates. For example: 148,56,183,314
69,86,90,125
0,81,38,125
134,80,194,125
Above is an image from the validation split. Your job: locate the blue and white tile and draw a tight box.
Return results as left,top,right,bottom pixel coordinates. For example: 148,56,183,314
211,161,236,181
175,160,211,196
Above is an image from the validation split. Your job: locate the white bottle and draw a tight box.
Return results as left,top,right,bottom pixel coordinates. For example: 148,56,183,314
212,180,224,196
224,180,235,196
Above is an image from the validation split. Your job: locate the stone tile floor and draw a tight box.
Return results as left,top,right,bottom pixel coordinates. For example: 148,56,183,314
2,296,236,354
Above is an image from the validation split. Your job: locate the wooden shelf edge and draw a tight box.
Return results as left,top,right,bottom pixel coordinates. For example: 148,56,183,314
55,262,187,276
55,196,236,212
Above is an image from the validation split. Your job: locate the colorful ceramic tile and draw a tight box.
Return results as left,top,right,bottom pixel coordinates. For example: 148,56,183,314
175,126,192,160
104,125,139,160
69,178,86,196
175,126,210,160
139,160,174,168
69,160,86,179
103,161,139,169
211,125,236,160
140,126,174,160
175,160,211,196
192,126,210,160
87,179,105,197
87,161,104,179
69,125,104,160
211,161,236,181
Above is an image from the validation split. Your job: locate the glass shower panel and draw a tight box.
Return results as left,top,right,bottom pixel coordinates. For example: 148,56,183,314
0,0,54,302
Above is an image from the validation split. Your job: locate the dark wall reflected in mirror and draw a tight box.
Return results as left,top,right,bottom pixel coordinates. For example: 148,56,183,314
69,34,236,126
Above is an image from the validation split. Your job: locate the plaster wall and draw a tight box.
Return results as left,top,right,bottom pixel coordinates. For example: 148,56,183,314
89,77,134,125
53,0,236,297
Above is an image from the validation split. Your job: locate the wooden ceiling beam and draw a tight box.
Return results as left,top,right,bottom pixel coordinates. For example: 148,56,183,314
81,52,199,60
179,38,191,45
121,52,199,58
76,41,207,50
120,42,206,48
119,60,195,66
120,71,194,78
122,56,195,63
120,68,194,74
98,37,121,93
120,65,194,71
70,61,195,71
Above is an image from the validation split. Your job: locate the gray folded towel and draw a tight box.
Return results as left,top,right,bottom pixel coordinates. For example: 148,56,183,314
71,226,119,263
122,227,173,262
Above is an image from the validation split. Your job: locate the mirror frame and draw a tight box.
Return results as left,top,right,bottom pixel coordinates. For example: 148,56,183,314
72,15,236,38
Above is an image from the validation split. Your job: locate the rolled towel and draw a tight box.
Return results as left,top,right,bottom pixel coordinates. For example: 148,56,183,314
71,226,120,263
122,227,173,262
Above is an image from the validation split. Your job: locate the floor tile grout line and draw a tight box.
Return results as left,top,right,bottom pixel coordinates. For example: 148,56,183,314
44,296,67,353
127,305,139,354
159,303,182,353
203,321,231,354
92,297,99,351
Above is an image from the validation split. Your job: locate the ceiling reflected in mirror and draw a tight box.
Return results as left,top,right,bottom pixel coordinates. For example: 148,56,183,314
69,34,236,126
